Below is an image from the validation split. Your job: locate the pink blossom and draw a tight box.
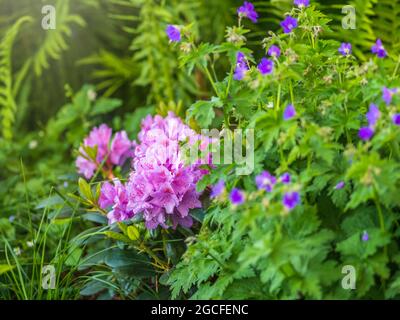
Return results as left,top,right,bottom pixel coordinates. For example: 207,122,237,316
100,112,209,230
76,124,133,179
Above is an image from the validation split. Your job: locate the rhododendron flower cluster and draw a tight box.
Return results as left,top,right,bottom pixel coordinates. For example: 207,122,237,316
99,112,210,229
76,124,133,179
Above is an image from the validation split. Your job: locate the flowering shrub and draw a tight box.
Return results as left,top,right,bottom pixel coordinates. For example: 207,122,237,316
94,112,209,229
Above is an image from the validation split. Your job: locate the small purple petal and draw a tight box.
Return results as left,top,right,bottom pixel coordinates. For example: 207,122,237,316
338,42,352,56
382,87,398,106
255,171,277,192
211,180,225,198
283,104,296,120
166,25,181,42
366,103,380,127
335,181,345,190
282,191,300,211
237,1,259,23
281,173,291,184
268,45,281,58
371,39,387,58
230,188,245,205
358,127,374,141
294,0,310,7
258,58,274,75
392,114,400,126
362,231,369,242
280,16,298,34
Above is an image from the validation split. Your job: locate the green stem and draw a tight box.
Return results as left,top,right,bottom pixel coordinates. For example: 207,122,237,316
276,84,281,110
203,66,219,97
391,55,400,79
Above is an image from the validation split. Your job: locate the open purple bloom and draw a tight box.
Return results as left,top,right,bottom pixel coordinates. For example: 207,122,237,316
371,39,387,58
294,0,310,8
366,103,380,127
392,114,400,126
255,171,277,192
338,42,352,56
281,172,291,184
211,180,225,198
237,1,258,23
280,16,298,34
283,104,296,120
282,191,300,211
166,25,181,42
258,58,274,75
362,231,369,242
335,181,345,190
234,52,249,80
359,127,374,141
230,188,245,205
268,45,281,58
110,131,132,166
382,87,398,106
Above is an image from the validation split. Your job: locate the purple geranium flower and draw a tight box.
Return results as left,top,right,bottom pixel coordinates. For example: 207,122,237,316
282,191,300,211
255,171,277,192
280,16,298,34
281,172,291,184
371,39,387,58
211,180,225,198
335,181,345,190
237,1,258,23
268,45,281,58
359,127,374,141
392,114,400,126
230,188,245,205
294,0,310,8
362,231,369,242
234,52,249,80
283,104,296,120
382,87,398,106
258,58,274,75
338,42,352,56
366,103,380,127
166,25,181,42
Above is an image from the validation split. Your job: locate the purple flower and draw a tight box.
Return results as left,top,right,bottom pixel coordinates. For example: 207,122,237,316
99,112,209,229
268,45,281,58
237,1,258,23
280,16,298,34
230,188,245,205
211,180,225,198
338,42,352,56
110,131,132,166
76,124,133,179
362,231,369,242
258,58,274,75
283,104,296,120
280,173,291,184
366,103,380,127
166,25,181,42
371,39,387,58
335,181,345,190
358,127,374,141
234,52,249,80
294,0,310,8
382,87,398,106
392,114,400,126
255,171,277,192
282,191,300,211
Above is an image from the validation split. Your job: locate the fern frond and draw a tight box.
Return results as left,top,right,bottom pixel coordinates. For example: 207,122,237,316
0,16,32,140
32,0,86,76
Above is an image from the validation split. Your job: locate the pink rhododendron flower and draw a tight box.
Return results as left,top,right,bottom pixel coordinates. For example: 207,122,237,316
76,124,133,179
100,112,210,230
